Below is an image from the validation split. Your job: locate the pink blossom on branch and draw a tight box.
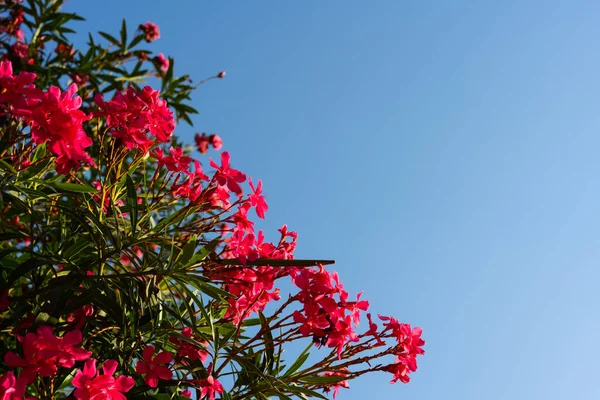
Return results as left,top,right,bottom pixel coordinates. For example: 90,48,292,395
73,359,135,400
4,326,91,383
248,178,268,219
0,61,40,117
139,21,160,42
169,327,209,364
322,370,350,399
210,151,246,196
194,365,224,400
94,86,175,152
135,345,173,388
30,83,94,174
154,53,169,72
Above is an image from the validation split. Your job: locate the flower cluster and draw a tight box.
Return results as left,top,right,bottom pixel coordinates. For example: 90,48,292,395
0,4,425,399
291,267,368,358
135,346,173,388
169,327,209,365
0,5,24,40
4,326,91,383
379,316,425,383
73,359,134,400
194,132,223,153
30,84,94,174
139,21,160,42
95,85,175,152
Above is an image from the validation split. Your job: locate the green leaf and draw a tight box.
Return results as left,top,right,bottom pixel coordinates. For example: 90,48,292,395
99,31,120,46
188,279,232,301
31,143,47,162
259,311,275,374
283,384,329,400
57,368,78,391
125,174,138,235
0,159,16,173
300,375,350,385
62,238,93,260
188,237,219,265
175,235,196,268
120,19,127,48
282,342,313,377
45,181,98,193
8,258,50,286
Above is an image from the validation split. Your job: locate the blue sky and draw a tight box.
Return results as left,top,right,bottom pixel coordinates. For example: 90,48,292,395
67,1,600,399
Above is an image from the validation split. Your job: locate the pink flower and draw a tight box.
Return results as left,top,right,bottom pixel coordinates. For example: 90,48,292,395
66,305,95,329
194,365,224,400
73,359,135,400
55,43,74,60
135,346,172,388
210,151,246,195
169,327,209,364
94,86,175,152
154,53,169,72
378,316,425,383
194,133,210,153
0,372,23,400
248,178,268,219
210,134,223,150
217,71,226,79
4,326,91,383
71,73,90,87
36,326,92,369
156,147,192,174
30,84,94,174
194,133,222,153
322,370,350,399
11,42,29,60
0,61,41,117
139,22,160,42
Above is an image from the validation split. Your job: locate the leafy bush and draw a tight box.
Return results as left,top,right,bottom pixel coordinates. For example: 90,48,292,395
0,1,425,399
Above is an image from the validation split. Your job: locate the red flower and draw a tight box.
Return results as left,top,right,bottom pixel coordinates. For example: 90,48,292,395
210,134,223,150
248,178,268,219
30,84,94,174
158,147,192,174
73,359,135,400
378,316,425,383
194,365,224,400
66,305,95,329
322,370,350,399
71,73,89,87
11,42,28,60
169,327,209,364
36,326,92,368
154,53,169,72
210,151,246,195
94,86,175,152
139,22,160,42
217,71,226,79
0,371,29,400
194,133,223,153
55,43,75,60
135,346,173,388
4,326,91,383
194,133,210,153
0,61,41,117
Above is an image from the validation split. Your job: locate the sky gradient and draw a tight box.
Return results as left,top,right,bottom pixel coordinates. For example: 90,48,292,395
67,1,600,399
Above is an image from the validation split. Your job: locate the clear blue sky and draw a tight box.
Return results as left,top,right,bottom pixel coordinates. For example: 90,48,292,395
67,1,600,399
